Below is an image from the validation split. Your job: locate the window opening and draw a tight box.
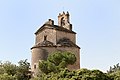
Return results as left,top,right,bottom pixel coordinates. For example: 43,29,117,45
44,35,47,41
34,65,36,69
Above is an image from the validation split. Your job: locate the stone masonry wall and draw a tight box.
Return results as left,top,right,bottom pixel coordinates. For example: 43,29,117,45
56,30,76,44
31,46,80,75
35,27,56,45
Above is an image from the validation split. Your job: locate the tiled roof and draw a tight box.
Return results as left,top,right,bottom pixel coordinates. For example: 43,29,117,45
31,39,80,49
31,40,54,49
35,24,76,35
57,38,77,47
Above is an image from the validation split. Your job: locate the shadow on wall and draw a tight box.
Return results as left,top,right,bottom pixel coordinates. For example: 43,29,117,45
41,48,48,60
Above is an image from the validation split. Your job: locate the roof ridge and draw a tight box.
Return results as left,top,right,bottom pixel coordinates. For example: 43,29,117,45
35,24,76,35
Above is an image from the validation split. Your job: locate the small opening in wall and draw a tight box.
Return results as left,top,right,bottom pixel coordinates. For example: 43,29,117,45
44,35,47,41
34,65,36,69
61,17,65,26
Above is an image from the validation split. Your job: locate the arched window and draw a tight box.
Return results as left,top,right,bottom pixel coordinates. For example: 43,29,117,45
61,17,65,26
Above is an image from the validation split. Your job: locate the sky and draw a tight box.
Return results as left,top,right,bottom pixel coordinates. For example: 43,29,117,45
0,0,120,72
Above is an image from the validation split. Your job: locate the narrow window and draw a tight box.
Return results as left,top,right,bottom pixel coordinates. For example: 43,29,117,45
34,65,36,69
44,35,47,41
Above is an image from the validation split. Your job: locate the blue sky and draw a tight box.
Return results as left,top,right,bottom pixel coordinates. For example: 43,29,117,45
0,0,120,72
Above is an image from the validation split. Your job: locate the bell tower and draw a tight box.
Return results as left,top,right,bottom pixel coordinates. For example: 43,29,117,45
58,11,72,31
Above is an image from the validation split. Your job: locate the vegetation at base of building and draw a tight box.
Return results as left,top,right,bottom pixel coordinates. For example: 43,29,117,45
0,59,31,80
31,65,120,80
31,51,120,80
31,68,111,80
38,51,76,74
0,51,120,80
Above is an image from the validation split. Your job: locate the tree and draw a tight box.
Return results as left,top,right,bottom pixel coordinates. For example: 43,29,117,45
47,51,76,68
32,68,110,80
39,60,57,74
108,71,120,80
0,59,31,80
35,52,109,80
90,70,109,80
39,51,76,74
107,63,120,73
0,61,17,80
0,73,16,80
2,61,17,76
15,59,31,80
107,63,120,80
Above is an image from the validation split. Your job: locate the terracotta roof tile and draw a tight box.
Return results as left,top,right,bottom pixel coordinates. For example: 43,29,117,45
35,24,76,35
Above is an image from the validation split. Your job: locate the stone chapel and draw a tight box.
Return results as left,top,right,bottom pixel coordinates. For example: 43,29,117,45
31,12,80,75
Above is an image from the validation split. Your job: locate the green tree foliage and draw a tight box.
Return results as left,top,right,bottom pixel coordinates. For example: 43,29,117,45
47,51,63,66
0,54,120,80
15,59,31,80
107,63,120,80
0,59,31,80
39,60,57,74
107,63,120,73
108,71,120,80
47,51,76,67
0,61,16,75
34,51,110,80
33,68,110,80
39,51,76,74
0,73,16,80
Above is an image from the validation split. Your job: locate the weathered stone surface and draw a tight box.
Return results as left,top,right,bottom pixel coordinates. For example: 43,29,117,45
31,12,80,76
